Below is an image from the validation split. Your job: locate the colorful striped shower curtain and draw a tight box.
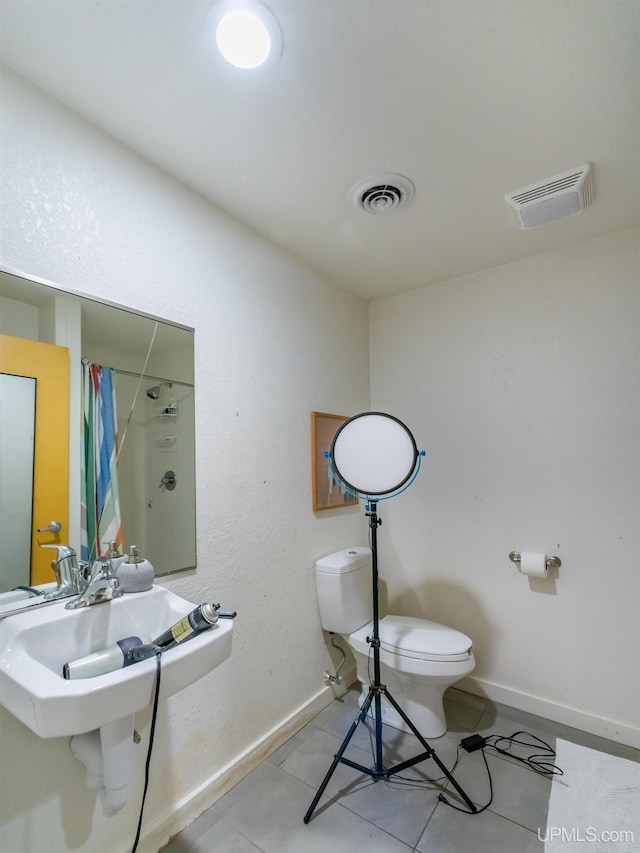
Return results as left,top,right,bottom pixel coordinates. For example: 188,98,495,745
81,360,122,562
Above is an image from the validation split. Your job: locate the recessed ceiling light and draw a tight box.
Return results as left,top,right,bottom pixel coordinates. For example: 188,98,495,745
208,0,283,71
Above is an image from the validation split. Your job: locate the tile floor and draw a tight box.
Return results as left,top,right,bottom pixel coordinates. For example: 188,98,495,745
161,686,639,853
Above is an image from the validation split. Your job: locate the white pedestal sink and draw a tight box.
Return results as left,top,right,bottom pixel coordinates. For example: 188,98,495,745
0,586,233,813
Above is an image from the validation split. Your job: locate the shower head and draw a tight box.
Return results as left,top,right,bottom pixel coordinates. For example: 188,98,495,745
146,385,161,400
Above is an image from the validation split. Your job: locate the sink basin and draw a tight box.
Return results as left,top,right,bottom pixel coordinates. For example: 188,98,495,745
0,585,233,738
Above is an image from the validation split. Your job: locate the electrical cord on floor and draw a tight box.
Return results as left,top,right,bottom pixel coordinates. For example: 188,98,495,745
358,715,563,816
131,650,162,853
437,730,563,815
484,730,564,777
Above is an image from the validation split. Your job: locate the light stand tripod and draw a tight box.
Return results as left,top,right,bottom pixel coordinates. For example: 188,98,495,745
304,499,477,823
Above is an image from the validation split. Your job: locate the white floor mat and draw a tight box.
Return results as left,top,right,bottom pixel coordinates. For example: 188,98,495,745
544,739,640,852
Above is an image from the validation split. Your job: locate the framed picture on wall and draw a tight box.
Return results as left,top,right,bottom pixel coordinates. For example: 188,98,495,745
311,411,359,511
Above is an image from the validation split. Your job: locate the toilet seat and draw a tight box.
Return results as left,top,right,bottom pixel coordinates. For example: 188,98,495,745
350,615,472,663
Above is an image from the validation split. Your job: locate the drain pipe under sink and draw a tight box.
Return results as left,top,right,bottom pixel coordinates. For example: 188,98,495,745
71,714,136,815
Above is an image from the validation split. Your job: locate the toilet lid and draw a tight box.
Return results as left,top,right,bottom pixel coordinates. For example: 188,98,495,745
378,615,472,661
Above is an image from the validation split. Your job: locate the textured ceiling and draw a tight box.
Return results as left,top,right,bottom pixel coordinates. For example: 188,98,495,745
1,0,639,301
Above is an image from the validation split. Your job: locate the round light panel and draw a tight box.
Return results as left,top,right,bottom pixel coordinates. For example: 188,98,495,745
208,0,283,71
331,412,419,496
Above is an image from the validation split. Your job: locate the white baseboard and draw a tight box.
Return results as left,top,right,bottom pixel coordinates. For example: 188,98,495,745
457,676,640,750
141,668,356,853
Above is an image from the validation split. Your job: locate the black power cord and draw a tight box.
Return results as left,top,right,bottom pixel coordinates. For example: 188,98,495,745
131,650,162,853
438,729,563,815
485,730,564,777
126,606,237,850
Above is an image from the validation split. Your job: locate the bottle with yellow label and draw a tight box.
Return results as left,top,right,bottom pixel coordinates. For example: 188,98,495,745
152,603,219,650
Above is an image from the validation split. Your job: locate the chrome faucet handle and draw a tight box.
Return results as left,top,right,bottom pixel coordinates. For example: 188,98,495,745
41,544,83,600
90,559,112,580
65,559,123,609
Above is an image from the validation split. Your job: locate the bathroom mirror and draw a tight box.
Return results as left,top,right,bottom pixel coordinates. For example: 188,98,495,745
0,266,196,616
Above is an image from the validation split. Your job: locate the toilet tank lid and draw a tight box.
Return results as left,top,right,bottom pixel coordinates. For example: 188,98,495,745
380,615,472,657
315,547,371,574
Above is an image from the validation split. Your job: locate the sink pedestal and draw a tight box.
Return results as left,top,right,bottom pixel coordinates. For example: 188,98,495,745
71,714,135,815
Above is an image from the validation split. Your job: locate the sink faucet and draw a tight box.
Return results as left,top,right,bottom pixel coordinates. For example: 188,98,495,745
41,545,89,601
65,559,123,609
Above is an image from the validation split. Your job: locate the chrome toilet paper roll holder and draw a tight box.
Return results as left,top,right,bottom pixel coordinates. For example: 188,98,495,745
509,551,561,569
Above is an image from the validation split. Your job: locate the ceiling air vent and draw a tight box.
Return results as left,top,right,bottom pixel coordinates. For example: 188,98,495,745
505,164,593,229
350,173,415,214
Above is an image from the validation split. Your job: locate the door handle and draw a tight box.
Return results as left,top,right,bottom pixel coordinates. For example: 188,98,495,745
37,520,62,534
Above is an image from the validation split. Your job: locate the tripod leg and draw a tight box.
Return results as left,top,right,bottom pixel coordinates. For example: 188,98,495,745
373,686,384,774
303,688,376,824
426,746,477,813
382,688,477,814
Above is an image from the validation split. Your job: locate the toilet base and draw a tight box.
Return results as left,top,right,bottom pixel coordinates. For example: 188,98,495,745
357,682,447,739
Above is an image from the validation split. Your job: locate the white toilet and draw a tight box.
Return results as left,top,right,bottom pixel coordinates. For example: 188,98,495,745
315,546,475,738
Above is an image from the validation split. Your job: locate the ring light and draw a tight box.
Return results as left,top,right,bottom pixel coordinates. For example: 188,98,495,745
305,411,476,825
331,412,419,496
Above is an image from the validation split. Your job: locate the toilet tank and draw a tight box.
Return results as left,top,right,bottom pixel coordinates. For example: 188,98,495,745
315,546,373,634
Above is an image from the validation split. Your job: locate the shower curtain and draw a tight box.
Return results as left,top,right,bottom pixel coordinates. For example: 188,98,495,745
81,359,122,563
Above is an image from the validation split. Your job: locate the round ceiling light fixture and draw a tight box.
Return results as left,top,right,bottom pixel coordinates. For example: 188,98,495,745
349,173,415,215
209,0,283,71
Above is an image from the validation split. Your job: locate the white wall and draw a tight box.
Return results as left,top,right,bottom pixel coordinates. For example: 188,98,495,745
0,295,39,338
370,227,640,747
0,67,369,852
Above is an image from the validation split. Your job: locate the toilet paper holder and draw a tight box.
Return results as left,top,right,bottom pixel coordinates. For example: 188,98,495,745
509,551,561,569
